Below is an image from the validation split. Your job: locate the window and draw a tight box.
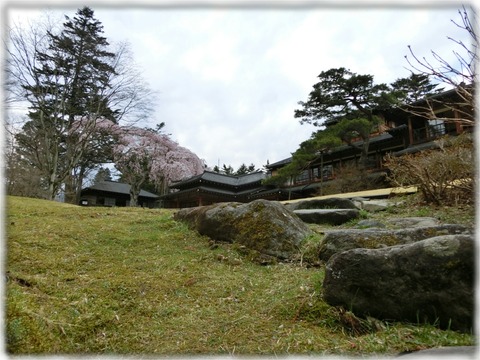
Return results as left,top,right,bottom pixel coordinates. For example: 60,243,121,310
428,119,445,138
322,165,333,179
105,197,116,206
295,169,310,183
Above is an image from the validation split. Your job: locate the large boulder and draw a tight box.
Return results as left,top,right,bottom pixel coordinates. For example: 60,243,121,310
173,199,312,260
318,224,472,262
294,209,360,225
322,234,475,332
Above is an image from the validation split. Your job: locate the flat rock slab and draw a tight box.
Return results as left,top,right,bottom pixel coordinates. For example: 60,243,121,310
286,198,358,211
387,217,440,228
294,209,360,225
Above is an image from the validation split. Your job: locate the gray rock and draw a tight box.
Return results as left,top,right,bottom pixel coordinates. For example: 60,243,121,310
351,198,367,209
323,234,475,332
356,219,386,229
318,224,472,262
360,199,391,212
398,346,477,357
354,198,405,212
285,197,359,211
173,199,312,260
387,217,440,228
294,208,360,225
352,197,369,202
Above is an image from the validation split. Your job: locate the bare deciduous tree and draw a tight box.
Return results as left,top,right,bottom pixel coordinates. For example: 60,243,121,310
404,6,476,125
106,41,156,125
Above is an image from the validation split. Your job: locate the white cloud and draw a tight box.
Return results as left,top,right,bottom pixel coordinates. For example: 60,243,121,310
5,3,473,171
181,33,240,83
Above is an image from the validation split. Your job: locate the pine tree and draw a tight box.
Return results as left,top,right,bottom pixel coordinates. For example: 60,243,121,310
17,6,117,202
93,167,113,184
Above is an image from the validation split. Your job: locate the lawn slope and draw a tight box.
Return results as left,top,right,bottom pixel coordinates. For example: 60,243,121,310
5,196,474,355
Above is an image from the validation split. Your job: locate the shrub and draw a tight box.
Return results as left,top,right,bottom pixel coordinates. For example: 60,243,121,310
321,164,385,195
385,133,474,205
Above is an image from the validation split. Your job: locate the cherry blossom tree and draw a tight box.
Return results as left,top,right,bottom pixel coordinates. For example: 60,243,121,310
112,126,204,206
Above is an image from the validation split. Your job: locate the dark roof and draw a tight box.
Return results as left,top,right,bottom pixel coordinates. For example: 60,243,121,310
266,129,404,170
266,157,292,169
160,183,287,201
393,141,440,156
406,86,465,107
82,181,159,198
170,171,266,189
386,124,408,133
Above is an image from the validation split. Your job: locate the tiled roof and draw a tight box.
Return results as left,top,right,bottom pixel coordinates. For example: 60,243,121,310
171,171,266,189
160,184,277,200
82,181,159,198
393,140,440,156
266,157,292,169
266,130,403,169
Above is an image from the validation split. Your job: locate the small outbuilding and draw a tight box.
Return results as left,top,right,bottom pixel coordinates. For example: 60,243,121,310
80,181,159,208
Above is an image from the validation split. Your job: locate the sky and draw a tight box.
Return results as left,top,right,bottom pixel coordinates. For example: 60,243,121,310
3,0,475,172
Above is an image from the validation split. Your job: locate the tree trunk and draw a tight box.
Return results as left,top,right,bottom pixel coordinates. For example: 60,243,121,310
64,166,86,204
64,174,76,204
47,173,56,201
129,184,141,207
359,136,371,170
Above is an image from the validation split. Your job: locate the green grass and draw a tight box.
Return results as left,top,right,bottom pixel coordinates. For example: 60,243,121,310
5,195,475,355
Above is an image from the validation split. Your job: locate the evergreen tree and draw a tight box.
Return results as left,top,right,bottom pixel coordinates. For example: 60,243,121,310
222,164,234,175
293,68,441,171
93,167,113,184
213,163,258,175
235,163,258,175
294,67,391,168
267,69,441,186
15,7,117,202
390,73,442,104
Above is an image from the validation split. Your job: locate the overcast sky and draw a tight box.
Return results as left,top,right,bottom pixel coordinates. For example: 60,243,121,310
4,0,473,171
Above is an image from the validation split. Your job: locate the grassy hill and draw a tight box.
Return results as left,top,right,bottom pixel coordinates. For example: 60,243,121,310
5,196,474,355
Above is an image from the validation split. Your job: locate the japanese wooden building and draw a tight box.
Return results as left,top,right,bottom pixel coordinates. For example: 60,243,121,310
159,171,289,208
266,86,474,198
160,86,474,208
80,181,159,208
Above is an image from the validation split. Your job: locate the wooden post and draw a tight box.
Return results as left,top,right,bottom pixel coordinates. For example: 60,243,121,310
454,109,463,134
408,117,414,145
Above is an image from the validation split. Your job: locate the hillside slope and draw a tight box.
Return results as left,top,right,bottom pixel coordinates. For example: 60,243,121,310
5,196,474,355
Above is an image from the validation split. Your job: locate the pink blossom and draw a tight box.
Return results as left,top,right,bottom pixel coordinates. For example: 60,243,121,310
112,126,204,202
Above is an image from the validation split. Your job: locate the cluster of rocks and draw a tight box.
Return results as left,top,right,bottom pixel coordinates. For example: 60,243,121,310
173,197,474,333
